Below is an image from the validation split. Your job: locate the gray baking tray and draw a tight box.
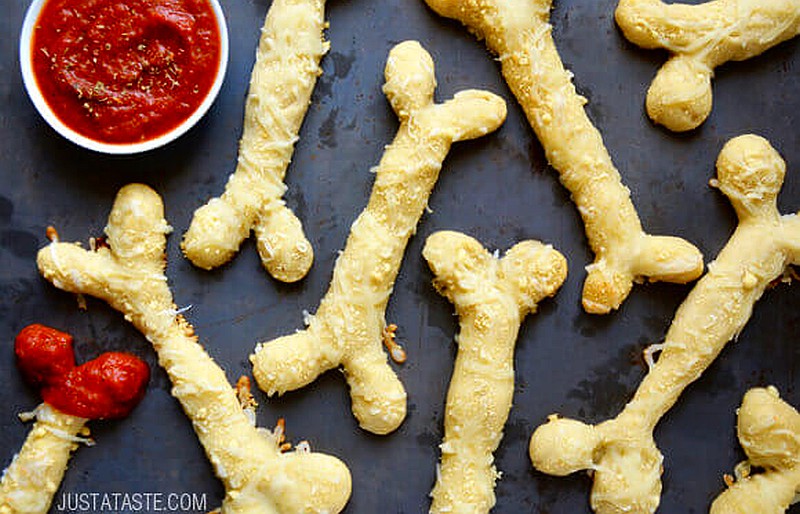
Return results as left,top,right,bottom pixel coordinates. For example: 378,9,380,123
2,0,799,512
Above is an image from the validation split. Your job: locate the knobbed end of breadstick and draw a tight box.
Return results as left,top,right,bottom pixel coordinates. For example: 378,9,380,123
531,414,663,513
345,354,408,435
383,40,436,120
710,472,797,514
37,243,98,296
710,387,800,514
529,415,663,514
182,198,250,270
614,0,686,50
737,387,800,470
105,184,170,263
434,90,507,143
590,439,663,514
424,231,565,312
251,330,337,396
582,263,634,315
37,185,173,301
423,231,491,303
266,452,353,514
529,416,599,476
646,56,713,132
582,232,703,314
634,234,704,284
715,135,785,219
501,240,567,310
254,206,313,283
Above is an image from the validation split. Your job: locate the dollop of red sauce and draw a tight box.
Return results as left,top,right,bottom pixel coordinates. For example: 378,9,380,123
15,324,150,419
14,324,76,386
31,0,222,145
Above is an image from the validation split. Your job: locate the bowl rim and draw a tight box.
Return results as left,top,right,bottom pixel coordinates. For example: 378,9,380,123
19,0,230,155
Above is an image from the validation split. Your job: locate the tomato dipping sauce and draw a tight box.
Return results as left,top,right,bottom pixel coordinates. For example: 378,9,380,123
15,324,150,420
43,352,150,420
30,0,222,145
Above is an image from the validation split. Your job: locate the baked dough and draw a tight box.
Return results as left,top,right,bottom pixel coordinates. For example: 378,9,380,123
423,231,567,514
711,387,800,514
0,404,87,514
37,184,352,514
250,41,507,435
182,0,328,282
422,0,704,314
616,0,800,132
529,135,800,514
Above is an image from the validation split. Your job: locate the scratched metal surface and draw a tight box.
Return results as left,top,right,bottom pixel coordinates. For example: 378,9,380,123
1,0,800,512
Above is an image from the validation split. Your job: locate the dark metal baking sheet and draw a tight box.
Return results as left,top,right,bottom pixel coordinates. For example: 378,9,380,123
2,0,800,512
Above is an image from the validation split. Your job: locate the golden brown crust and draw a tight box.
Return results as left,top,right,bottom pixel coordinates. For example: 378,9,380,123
616,0,800,131
182,0,328,282
423,231,566,514
423,0,704,314
37,184,351,514
530,135,800,514
250,41,507,435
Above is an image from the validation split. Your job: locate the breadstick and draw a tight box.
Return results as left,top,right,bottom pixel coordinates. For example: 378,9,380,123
711,387,800,514
250,41,507,435
2,325,149,514
423,231,567,514
530,135,800,514
0,404,87,514
422,0,704,314
182,0,328,282
37,184,352,514
616,0,800,132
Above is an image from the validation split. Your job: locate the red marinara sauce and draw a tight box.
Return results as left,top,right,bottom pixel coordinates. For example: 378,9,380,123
31,0,222,144
15,324,150,419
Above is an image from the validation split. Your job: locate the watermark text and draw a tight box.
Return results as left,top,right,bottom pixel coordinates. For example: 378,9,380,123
55,492,208,513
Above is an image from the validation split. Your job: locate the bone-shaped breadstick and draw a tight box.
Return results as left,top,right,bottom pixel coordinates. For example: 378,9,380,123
422,0,704,314
37,184,352,514
529,134,800,514
422,231,567,514
250,41,507,435
2,325,149,514
711,387,800,514
616,0,800,132
182,0,328,282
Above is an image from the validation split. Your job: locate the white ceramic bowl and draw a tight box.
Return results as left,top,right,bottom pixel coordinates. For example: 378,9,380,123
19,0,229,155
